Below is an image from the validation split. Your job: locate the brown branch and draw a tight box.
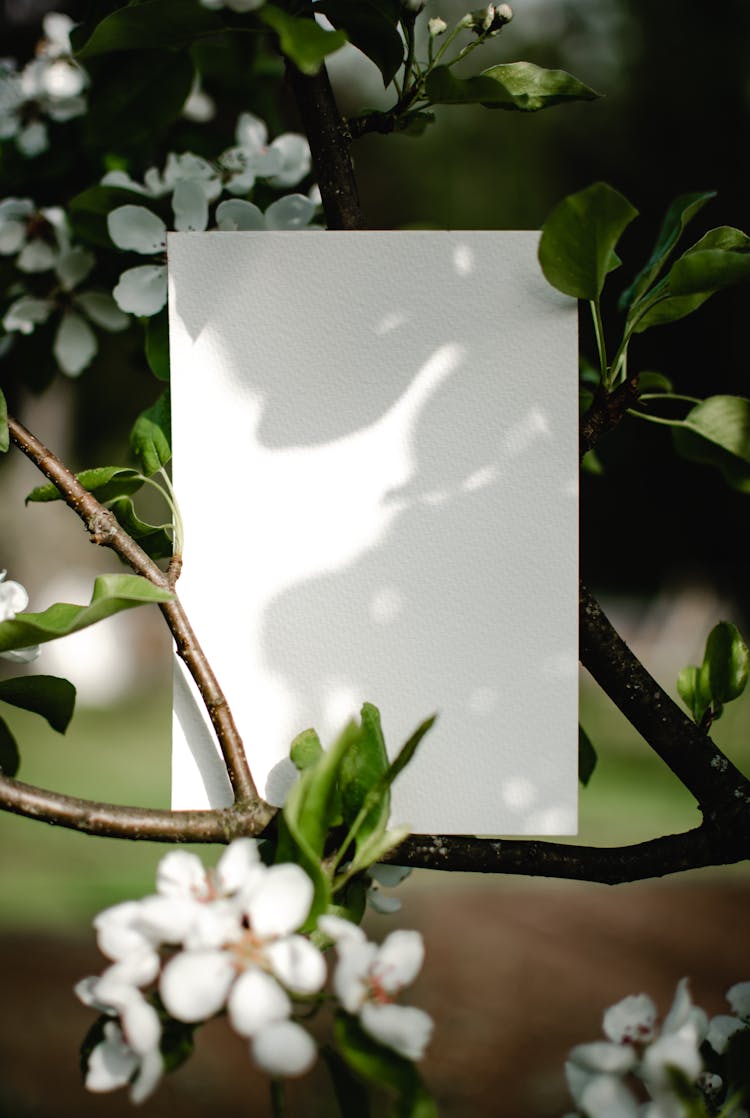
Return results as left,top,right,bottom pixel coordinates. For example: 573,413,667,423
0,773,269,842
285,60,366,231
7,414,272,821
580,377,640,457
392,822,750,883
579,581,750,818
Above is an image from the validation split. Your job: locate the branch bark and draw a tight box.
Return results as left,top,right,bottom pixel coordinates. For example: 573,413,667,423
7,414,272,822
0,773,268,841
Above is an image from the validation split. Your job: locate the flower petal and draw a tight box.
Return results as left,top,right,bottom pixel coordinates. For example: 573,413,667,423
268,134,311,188
159,949,235,1022
234,111,268,152
85,1023,138,1093
706,1014,746,1055
265,194,316,231
246,863,313,938
215,837,261,896
130,1047,163,1105
94,901,154,962
16,238,57,272
0,574,29,615
360,1003,433,1060
642,1030,702,1089
76,291,130,332
267,935,326,995
728,981,750,1021
228,967,290,1037
0,219,27,255
172,179,208,233
368,889,402,915
56,247,94,291
157,850,208,900
331,941,376,1013
602,992,657,1045
3,296,53,334
374,930,424,992
108,205,166,254
54,311,97,376
136,894,200,946
216,199,265,231
317,914,367,946
17,121,48,157
113,265,167,316
567,1042,637,1076
183,898,244,951
369,864,411,888
579,1073,640,1118
251,1020,317,1077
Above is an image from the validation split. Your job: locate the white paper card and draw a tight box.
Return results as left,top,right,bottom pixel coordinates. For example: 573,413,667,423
168,231,578,835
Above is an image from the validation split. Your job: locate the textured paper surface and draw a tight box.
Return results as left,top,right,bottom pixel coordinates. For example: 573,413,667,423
168,231,578,835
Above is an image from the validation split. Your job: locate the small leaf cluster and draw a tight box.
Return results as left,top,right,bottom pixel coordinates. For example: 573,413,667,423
277,702,435,927
677,622,749,730
539,184,750,488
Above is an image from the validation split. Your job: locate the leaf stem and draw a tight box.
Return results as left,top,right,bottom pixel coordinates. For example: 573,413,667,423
270,1078,286,1118
590,299,608,385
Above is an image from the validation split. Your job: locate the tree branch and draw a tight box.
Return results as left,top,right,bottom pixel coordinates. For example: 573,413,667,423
579,581,750,818
7,414,272,821
0,773,269,842
580,377,640,457
392,822,750,883
285,61,366,231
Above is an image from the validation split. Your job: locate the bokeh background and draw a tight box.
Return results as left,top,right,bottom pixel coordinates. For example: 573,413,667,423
1,0,749,1114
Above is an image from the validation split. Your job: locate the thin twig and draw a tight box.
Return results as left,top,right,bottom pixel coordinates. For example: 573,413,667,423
7,414,270,816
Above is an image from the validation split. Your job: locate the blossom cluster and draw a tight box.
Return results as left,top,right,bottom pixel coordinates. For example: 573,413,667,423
0,13,87,158
103,112,319,319
1,106,318,375
0,570,40,663
565,978,750,1118
77,839,431,1104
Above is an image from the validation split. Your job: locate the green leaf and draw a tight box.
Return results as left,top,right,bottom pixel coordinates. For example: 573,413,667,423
85,50,194,148
69,185,148,249
284,720,359,859
578,725,597,786
703,622,750,706
290,727,324,771
581,449,603,475
669,228,750,295
107,497,173,560
0,675,76,734
260,6,348,75
316,0,403,86
0,716,20,778
343,715,435,877
0,387,8,454
633,228,750,332
130,391,171,476
425,61,599,112
145,310,170,382
339,702,390,852
677,665,705,724
681,395,750,464
76,0,224,58
538,182,638,300
637,371,674,394
0,574,174,656
334,1014,437,1117
323,1045,373,1118
26,466,144,505
619,190,716,311
672,426,750,492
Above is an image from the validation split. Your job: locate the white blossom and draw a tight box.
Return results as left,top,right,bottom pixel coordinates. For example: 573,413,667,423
0,570,40,663
216,194,320,232
428,17,448,36
706,979,750,1054
0,15,87,157
0,198,69,272
76,967,162,1103
219,112,310,194
3,245,129,376
319,915,433,1060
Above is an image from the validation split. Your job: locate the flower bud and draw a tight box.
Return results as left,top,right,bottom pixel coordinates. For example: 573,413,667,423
428,16,448,35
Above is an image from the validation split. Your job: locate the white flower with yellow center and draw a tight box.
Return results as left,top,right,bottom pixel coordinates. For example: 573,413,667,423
319,915,433,1061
